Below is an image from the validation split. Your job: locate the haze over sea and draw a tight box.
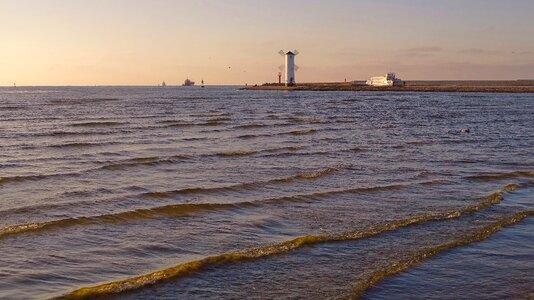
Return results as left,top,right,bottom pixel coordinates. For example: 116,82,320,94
1,86,533,299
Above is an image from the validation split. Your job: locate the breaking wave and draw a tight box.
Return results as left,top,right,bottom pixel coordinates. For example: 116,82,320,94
1,178,451,240
0,167,341,238
56,185,520,299
351,210,534,298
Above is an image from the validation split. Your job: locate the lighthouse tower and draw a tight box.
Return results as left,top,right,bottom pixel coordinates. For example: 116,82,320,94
285,51,296,86
279,50,299,86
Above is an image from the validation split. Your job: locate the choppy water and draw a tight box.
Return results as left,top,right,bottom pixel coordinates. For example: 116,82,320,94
0,86,533,299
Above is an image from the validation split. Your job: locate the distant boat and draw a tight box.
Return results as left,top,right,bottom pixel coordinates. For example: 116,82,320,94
201,79,205,88
183,78,195,86
366,73,404,87
161,81,166,87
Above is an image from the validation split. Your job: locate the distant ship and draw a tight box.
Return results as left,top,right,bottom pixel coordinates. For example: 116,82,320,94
183,78,195,86
201,79,205,88
366,73,404,87
161,81,166,87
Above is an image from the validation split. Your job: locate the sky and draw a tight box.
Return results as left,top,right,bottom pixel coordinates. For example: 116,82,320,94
1,0,534,85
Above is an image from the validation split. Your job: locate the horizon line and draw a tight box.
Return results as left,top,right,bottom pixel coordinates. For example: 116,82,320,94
3,79,534,88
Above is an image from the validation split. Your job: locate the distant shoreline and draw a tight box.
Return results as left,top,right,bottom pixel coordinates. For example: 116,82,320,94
242,81,534,93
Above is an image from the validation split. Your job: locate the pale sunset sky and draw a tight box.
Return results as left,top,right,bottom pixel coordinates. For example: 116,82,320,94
1,0,533,86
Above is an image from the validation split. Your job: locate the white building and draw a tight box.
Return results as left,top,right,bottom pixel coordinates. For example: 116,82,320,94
366,73,404,87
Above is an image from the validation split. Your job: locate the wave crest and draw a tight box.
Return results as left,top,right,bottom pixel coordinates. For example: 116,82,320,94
141,167,340,199
70,121,124,127
289,129,317,136
465,171,534,181
57,184,521,299
351,210,534,298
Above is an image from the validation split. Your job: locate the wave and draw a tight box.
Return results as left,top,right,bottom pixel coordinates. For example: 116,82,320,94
47,142,118,149
236,129,321,139
1,106,23,110
98,146,307,170
351,210,534,299
1,180,508,241
208,117,232,122
234,124,268,129
70,121,125,127
164,123,196,128
56,185,523,299
0,175,44,186
289,129,318,136
0,147,309,187
265,146,304,153
260,147,368,159
167,96,209,101
406,140,433,146
182,137,207,141
200,121,227,126
0,203,244,239
3,170,432,240
31,131,89,138
0,172,81,187
0,167,340,237
98,155,192,171
0,156,188,187
236,127,329,140
50,98,120,105
214,146,305,158
465,171,534,181
157,119,188,124
285,117,328,125
163,121,227,128
140,167,340,199
236,134,263,139
189,113,230,118
215,150,259,158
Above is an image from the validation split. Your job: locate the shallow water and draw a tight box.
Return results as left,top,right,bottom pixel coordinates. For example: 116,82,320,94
0,86,533,299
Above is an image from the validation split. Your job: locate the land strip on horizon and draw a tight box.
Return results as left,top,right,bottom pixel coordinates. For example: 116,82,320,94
243,81,534,93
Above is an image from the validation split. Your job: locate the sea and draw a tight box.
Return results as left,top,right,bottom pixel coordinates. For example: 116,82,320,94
0,86,533,299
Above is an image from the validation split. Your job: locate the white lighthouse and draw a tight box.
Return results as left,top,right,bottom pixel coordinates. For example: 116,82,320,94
285,51,296,86
279,50,299,86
